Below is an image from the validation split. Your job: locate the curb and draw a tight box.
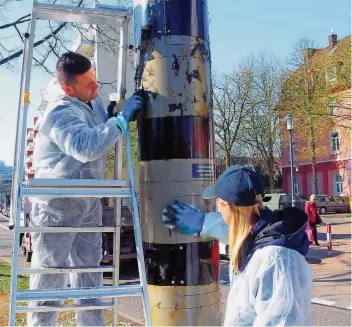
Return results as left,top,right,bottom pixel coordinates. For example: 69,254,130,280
117,313,143,326
105,309,143,326
311,298,352,311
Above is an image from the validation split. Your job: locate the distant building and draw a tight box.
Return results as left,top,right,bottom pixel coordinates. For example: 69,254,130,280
0,161,13,205
281,33,351,196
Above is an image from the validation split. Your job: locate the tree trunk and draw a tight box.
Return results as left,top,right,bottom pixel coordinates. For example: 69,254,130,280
268,170,275,192
309,125,318,194
225,151,231,168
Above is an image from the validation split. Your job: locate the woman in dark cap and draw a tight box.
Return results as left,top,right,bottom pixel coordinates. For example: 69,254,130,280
162,165,313,326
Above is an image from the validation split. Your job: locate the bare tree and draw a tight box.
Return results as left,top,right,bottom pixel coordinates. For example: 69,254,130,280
0,0,132,73
213,59,255,168
242,52,285,191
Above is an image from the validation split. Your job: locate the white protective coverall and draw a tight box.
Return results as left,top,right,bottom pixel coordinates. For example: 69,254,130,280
28,86,127,326
200,211,313,326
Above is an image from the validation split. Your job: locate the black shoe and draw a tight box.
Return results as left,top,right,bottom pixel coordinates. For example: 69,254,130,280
310,242,313,245
315,242,320,246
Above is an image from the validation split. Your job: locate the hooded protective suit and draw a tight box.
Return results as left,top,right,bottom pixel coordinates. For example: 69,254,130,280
218,207,312,326
170,206,312,326
28,86,127,327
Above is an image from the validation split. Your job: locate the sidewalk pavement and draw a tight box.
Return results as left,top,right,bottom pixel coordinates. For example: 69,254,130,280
306,221,351,310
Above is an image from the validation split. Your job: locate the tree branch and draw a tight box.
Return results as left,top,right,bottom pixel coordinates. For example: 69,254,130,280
0,0,84,66
0,14,31,30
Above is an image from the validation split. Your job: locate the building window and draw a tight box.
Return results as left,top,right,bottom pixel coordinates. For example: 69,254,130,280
328,97,337,116
293,177,299,195
334,174,343,194
326,66,337,83
330,131,340,154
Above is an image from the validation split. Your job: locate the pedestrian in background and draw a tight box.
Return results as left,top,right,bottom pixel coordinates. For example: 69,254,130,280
305,194,320,246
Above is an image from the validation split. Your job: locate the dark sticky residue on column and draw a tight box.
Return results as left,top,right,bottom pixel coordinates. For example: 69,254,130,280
172,54,180,76
143,241,219,286
186,69,201,84
168,103,186,115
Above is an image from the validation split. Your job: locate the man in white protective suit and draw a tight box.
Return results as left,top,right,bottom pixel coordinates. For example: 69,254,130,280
28,51,143,326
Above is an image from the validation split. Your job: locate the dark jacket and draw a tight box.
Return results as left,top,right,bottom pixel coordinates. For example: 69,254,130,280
239,206,310,271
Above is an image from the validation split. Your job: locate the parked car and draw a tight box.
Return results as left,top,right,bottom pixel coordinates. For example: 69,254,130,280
262,193,306,211
219,243,229,260
100,198,137,264
20,213,32,262
315,195,350,215
1,206,10,217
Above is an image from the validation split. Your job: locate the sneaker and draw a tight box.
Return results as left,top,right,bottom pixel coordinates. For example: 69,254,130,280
315,242,320,246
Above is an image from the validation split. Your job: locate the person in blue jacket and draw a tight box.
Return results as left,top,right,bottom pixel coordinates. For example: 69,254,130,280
28,51,144,327
162,166,313,326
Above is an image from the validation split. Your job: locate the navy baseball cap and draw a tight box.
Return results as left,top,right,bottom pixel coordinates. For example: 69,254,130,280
202,166,264,206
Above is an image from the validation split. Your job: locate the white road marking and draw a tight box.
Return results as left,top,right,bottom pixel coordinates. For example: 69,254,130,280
311,298,337,306
0,223,10,230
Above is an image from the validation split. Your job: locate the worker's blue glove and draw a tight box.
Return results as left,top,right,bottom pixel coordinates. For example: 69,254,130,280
162,200,205,235
121,95,144,123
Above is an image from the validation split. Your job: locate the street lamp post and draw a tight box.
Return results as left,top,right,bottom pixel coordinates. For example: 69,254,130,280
286,114,295,207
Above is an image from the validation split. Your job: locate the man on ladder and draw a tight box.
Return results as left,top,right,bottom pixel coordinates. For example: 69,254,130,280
28,51,143,326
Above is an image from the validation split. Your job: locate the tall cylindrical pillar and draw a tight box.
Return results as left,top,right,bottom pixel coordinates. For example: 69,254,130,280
133,0,221,325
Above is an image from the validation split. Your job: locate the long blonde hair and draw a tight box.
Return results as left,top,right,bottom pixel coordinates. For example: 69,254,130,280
228,196,262,271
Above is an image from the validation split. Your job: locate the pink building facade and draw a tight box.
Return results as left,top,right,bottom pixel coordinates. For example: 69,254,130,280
282,87,351,197
281,34,351,197
24,117,39,216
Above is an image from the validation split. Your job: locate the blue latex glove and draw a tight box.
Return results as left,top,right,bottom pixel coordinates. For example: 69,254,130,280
162,200,205,235
121,95,144,123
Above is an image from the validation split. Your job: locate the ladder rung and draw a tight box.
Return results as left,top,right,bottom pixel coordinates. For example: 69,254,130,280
21,186,132,198
27,179,126,188
102,253,137,262
33,2,132,26
17,285,143,302
16,301,113,313
20,227,116,233
17,266,115,275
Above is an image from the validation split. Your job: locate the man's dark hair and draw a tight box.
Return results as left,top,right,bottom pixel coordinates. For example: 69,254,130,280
56,51,92,85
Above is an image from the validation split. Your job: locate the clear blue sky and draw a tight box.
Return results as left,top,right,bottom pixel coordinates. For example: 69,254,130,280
0,0,350,165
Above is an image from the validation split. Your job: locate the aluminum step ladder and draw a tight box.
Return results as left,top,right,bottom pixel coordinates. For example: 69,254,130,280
8,1,151,326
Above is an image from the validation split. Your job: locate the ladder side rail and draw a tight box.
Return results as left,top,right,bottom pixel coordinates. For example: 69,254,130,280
112,17,130,326
125,129,152,326
9,16,37,327
9,31,35,228
9,39,28,227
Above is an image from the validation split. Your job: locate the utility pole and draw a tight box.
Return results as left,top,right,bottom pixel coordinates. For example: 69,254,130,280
134,0,221,325
0,173,4,205
286,114,295,207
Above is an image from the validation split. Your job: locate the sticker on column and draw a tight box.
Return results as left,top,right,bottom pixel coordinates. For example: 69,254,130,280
192,164,215,179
